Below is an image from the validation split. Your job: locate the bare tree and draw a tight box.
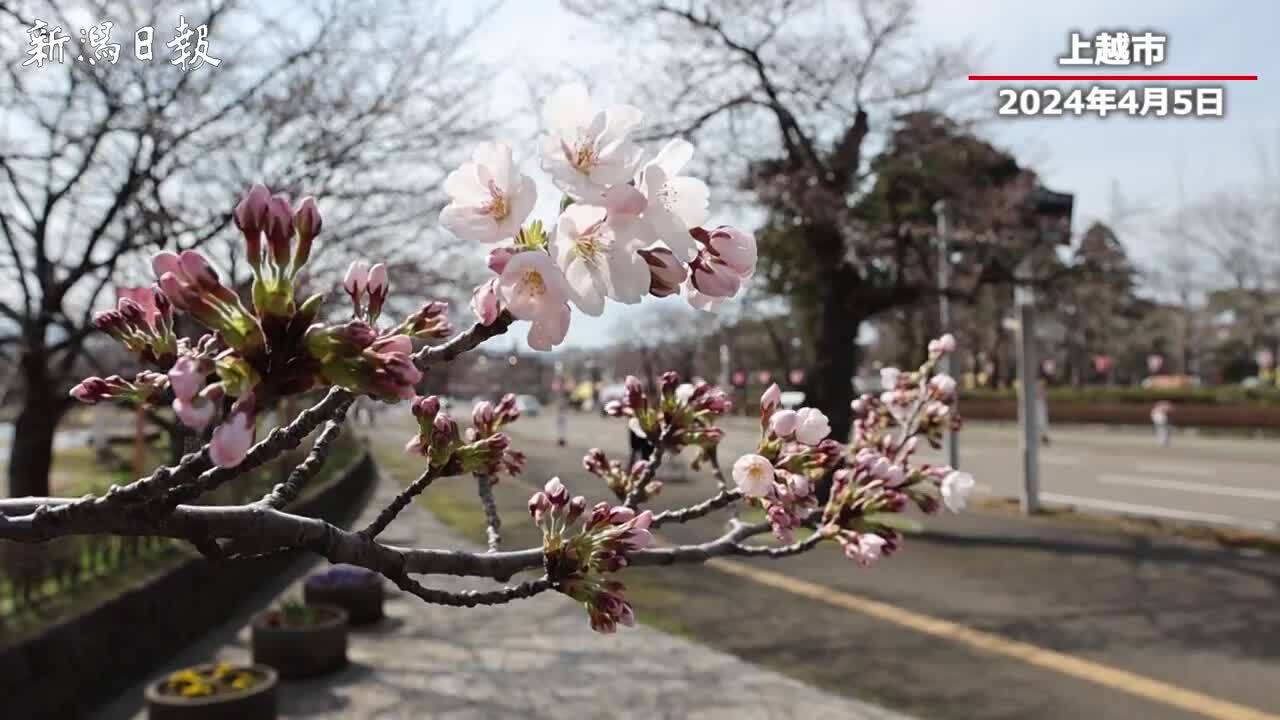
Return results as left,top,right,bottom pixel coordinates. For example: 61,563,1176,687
0,0,489,496
564,0,1067,441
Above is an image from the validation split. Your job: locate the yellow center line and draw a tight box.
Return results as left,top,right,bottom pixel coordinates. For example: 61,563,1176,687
705,557,1280,720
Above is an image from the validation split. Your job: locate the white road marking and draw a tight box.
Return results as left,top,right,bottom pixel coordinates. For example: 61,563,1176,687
1097,474,1280,502
1040,492,1278,532
1134,462,1216,478
1042,454,1082,466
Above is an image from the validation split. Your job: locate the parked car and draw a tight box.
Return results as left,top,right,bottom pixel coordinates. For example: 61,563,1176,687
598,383,626,415
779,391,805,410
515,394,543,417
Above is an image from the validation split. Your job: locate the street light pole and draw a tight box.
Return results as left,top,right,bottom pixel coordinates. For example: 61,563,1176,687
1015,261,1041,515
933,200,959,471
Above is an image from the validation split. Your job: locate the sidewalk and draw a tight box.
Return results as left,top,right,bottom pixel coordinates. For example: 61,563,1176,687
97,467,912,720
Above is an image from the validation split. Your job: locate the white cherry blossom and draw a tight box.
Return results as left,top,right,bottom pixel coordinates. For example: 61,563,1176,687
636,139,710,260
540,83,644,200
440,142,536,243
551,204,652,316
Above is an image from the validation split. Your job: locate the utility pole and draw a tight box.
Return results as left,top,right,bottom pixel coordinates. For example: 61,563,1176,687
933,200,959,471
1014,260,1041,514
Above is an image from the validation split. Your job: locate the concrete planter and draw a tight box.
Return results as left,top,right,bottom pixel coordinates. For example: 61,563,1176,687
144,663,277,720
304,566,385,626
251,605,348,679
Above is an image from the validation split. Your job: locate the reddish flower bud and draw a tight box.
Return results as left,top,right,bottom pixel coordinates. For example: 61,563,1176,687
659,371,680,397
265,193,294,267
412,395,440,422
566,495,587,525
637,247,687,298
487,246,517,275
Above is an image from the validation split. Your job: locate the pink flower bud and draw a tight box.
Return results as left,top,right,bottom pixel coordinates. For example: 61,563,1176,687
544,477,569,506
344,260,370,296
367,263,389,297
760,383,781,414
70,377,109,404
233,184,272,234
209,410,255,468
528,491,551,521
168,355,206,401
607,506,636,525
118,298,146,326
659,370,680,396
689,257,741,298
632,510,653,530
566,495,587,525
264,193,294,266
151,251,182,280
472,400,496,431
412,395,440,421
487,246,517,275
293,196,322,240
371,334,413,355
470,278,502,326
769,409,798,437
178,251,218,290
637,247,687,298
706,225,757,276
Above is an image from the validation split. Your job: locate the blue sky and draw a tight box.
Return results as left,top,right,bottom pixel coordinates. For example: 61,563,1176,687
461,0,1276,348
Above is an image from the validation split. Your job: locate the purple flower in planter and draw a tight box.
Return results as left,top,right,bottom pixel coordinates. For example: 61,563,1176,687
308,564,378,588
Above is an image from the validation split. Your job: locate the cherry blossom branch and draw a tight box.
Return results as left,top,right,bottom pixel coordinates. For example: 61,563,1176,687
391,573,552,607
649,488,742,528
0,500,815,585
257,409,350,509
623,428,671,508
475,473,502,552
152,394,356,511
360,467,443,539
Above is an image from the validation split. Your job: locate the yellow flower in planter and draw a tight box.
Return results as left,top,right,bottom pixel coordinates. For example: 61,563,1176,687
230,673,257,691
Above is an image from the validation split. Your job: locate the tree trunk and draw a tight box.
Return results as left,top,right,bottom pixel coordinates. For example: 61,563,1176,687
8,350,68,498
798,221,862,443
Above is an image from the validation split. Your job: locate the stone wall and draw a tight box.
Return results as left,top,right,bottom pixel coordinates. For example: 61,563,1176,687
0,452,376,720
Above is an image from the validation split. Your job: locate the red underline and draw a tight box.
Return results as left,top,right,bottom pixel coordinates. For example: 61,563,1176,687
969,74,1258,81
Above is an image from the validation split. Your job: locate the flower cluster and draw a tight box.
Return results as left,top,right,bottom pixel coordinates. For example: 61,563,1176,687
441,83,756,350
819,334,973,565
582,448,662,502
529,478,653,633
71,185,462,468
603,372,731,458
735,389,842,542
92,287,178,367
403,395,525,477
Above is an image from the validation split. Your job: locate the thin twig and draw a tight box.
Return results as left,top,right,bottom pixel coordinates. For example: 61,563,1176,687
650,488,742,528
151,393,355,512
390,572,553,607
360,467,441,539
475,473,501,552
624,428,671,508
257,406,350,509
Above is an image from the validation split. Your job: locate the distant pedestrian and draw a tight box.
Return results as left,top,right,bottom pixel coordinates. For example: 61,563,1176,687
1036,376,1051,446
555,403,568,447
629,426,655,468
1151,401,1173,447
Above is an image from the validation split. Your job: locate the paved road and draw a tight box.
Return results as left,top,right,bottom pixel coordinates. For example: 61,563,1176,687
506,410,1280,720
95,451,907,720
524,411,1280,532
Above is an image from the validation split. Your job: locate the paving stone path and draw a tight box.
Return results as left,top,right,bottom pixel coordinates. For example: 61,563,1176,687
107,468,912,720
